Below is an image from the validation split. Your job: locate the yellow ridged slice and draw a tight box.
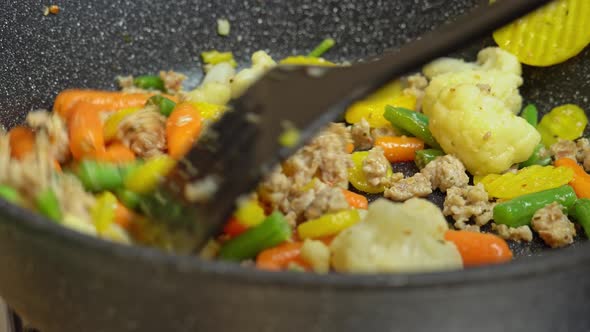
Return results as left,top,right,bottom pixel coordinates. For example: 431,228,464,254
492,0,590,67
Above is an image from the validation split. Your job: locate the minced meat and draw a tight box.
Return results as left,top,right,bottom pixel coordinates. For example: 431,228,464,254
531,202,576,248
384,173,432,201
443,184,494,230
117,106,167,158
350,118,373,150
25,109,70,163
491,223,533,242
403,73,428,112
549,139,577,161
576,138,590,171
421,155,469,192
362,147,390,187
370,125,399,141
160,70,187,94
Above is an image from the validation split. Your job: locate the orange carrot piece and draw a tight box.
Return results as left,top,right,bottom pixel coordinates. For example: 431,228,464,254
114,201,135,230
222,217,249,238
8,126,35,160
256,242,308,271
346,142,354,154
444,230,513,267
101,142,136,163
317,235,336,246
554,158,590,198
53,89,178,120
68,103,106,160
374,136,424,162
341,188,368,209
53,159,62,173
166,102,202,159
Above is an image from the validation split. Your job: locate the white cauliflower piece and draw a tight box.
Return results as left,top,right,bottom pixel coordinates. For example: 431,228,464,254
330,198,463,273
423,57,478,79
185,62,235,105
300,239,330,274
231,50,276,98
476,47,522,76
424,83,540,175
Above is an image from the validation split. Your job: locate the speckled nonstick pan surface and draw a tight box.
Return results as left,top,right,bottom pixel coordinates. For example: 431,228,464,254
1,1,590,331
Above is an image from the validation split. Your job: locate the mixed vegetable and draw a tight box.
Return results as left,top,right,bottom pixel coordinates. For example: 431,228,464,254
3,1,590,274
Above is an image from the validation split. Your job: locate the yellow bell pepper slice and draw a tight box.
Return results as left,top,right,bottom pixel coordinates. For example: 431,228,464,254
348,151,393,194
493,0,590,66
189,101,227,121
201,50,238,67
479,165,574,199
124,155,176,194
344,81,417,128
537,104,588,147
91,191,118,234
234,199,266,227
279,56,336,66
298,209,361,239
103,107,141,142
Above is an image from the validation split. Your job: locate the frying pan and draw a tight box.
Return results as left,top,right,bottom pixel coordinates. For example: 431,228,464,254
1,0,590,331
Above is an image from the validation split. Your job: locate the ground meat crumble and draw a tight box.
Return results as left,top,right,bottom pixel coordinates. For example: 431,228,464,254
492,223,533,242
117,105,167,158
384,173,431,201
25,109,70,162
421,155,469,192
362,147,390,187
403,73,428,112
160,70,187,94
550,139,577,161
531,202,576,248
443,184,494,230
350,118,373,150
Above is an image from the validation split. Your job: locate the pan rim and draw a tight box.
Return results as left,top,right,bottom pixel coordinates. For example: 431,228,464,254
2,197,588,290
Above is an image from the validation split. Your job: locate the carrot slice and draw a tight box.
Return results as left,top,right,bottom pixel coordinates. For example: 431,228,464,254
341,188,369,209
444,230,513,267
68,102,106,160
8,126,35,160
222,217,249,238
256,242,310,271
374,136,424,162
166,102,202,159
101,142,136,163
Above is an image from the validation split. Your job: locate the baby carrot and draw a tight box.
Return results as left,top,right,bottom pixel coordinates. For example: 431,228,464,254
166,102,202,159
68,103,106,160
114,201,135,230
341,188,368,209
101,142,136,163
444,230,513,267
8,126,35,160
346,142,354,153
374,136,424,162
256,242,309,271
554,158,590,198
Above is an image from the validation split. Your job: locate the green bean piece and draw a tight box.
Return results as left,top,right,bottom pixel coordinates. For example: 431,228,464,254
520,104,539,128
307,38,336,58
218,211,292,261
415,149,445,169
0,185,22,205
519,144,551,168
571,198,590,238
116,189,142,210
146,95,177,117
493,185,577,227
77,160,125,192
36,188,62,222
383,105,441,149
133,75,165,92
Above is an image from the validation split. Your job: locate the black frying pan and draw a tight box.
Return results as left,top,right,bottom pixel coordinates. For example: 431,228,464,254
1,0,590,331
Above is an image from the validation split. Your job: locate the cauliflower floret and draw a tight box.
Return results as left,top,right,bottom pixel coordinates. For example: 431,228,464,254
330,198,463,273
423,57,478,79
300,239,330,274
231,50,277,98
424,83,540,175
476,47,522,76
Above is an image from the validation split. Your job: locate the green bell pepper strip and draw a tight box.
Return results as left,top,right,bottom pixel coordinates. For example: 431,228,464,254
36,188,62,222
115,189,142,210
493,185,577,227
415,149,445,169
133,75,165,92
218,211,292,261
308,38,335,58
0,185,22,205
518,144,551,168
571,198,590,238
520,104,538,128
383,106,441,149
77,160,125,192
146,95,176,117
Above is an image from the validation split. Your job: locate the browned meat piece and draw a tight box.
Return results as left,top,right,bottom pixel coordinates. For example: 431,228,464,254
384,173,432,201
491,223,533,242
549,139,577,161
531,202,576,248
402,73,428,112
362,147,390,187
350,118,373,150
576,138,590,171
160,70,187,94
117,106,167,158
370,126,399,141
420,155,469,192
25,110,70,162
443,184,494,230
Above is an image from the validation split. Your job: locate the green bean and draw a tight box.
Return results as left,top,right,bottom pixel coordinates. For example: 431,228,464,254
116,189,142,210
133,75,165,92
36,188,62,222
520,104,538,128
77,160,125,192
493,185,577,227
415,149,445,169
0,185,22,205
146,95,176,117
383,106,441,149
519,144,551,168
307,38,335,58
571,198,590,238
218,211,292,261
